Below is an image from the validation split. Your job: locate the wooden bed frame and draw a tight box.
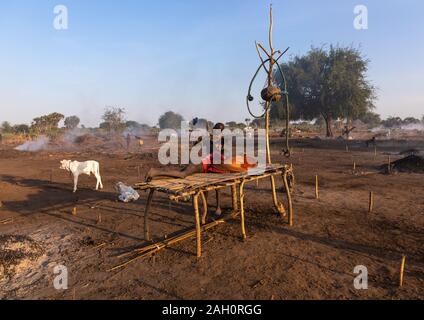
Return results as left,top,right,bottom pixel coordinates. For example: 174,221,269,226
134,164,294,258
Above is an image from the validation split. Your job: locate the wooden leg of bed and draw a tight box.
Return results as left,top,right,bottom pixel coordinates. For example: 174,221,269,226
239,180,247,240
200,191,208,225
270,175,286,218
144,189,155,241
231,184,238,214
215,190,222,215
193,193,202,258
283,172,293,226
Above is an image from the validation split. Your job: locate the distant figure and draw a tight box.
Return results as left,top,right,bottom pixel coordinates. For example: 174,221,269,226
366,136,376,148
135,136,144,148
342,125,356,139
126,133,131,151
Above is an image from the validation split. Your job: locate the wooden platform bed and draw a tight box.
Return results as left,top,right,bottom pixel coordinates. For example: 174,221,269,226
133,164,294,258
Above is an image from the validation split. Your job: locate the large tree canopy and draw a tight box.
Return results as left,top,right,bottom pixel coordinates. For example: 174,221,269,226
274,46,376,137
158,111,184,129
31,112,65,134
101,107,126,132
64,116,80,130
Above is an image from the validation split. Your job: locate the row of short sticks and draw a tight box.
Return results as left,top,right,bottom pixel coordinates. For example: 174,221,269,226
314,173,407,288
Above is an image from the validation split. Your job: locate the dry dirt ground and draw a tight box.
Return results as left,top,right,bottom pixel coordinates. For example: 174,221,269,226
0,137,423,300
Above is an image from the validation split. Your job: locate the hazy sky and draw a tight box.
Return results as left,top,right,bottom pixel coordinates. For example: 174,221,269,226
0,0,423,127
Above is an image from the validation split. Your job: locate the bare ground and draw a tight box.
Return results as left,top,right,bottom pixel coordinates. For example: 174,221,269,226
0,138,423,300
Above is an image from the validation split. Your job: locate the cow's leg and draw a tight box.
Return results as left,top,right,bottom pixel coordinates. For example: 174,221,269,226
99,175,103,189
96,167,103,189
95,174,100,190
73,174,79,193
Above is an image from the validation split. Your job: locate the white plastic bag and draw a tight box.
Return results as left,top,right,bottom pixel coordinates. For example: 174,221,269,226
115,182,140,203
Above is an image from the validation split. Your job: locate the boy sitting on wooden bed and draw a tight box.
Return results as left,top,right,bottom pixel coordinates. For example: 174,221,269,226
146,123,256,181
146,122,257,215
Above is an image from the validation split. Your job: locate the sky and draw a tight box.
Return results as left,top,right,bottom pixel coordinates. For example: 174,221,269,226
0,0,423,127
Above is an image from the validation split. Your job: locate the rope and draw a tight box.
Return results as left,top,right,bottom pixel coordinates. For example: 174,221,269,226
246,49,291,157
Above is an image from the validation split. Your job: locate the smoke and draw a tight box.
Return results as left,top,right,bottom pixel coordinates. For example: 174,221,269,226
401,123,424,131
15,136,50,152
63,127,90,143
122,126,148,139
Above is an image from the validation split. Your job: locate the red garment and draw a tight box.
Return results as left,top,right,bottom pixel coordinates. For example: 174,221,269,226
201,152,226,173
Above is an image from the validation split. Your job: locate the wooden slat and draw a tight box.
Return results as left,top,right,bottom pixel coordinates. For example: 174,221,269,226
134,164,287,196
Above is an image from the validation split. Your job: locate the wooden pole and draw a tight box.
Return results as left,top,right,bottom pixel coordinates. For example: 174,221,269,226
239,180,247,240
231,184,238,212
193,193,202,258
283,172,293,226
110,218,228,271
353,161,356,171
137,166,141,178
368,191,374,213
144,189,155,241
399,255,406,287
315,175,319,199
72,207,77,216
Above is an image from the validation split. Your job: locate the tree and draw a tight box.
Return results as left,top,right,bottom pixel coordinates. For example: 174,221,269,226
101,107,126,132
13,124,30,135
1,121,13,133
274,46,376,137
31,112,64,134
381,116,402,128
251,118,265,128
64,116,80,130
402,117,420,125
158,111,184,129
191,118,210,130
359,111,381,128
225,121,237,128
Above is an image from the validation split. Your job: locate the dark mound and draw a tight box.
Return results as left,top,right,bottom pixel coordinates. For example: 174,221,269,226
74,134,104,145
399,148,421,156
381,155,424,173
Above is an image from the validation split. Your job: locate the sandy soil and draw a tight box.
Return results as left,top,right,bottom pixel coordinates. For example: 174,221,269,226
0,137,423,300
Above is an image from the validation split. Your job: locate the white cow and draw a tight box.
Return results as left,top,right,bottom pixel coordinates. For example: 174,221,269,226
60,160,103,193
